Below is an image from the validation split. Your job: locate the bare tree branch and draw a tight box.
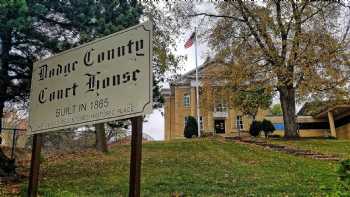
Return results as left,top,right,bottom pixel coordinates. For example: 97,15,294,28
238,0,279,61
188,12,245,22
234,1,273,64
288,0,302,70
275,0,288,61
299,2,333,24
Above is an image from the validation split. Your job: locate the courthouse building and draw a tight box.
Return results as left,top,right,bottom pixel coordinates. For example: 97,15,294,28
162,60,268,140
162,60,350,140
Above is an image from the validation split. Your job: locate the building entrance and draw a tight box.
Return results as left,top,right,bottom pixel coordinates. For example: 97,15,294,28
214,119,225,134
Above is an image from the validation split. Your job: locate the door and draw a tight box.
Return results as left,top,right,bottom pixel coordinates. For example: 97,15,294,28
214,119,225,134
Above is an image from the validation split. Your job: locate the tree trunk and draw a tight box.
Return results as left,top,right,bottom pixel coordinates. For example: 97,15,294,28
279,87,299,138
95,123,108,153
1,48,16,176
0,28,17,177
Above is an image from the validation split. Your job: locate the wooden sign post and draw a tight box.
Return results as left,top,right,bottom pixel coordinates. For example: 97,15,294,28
129,116,143,197
27,134,43,197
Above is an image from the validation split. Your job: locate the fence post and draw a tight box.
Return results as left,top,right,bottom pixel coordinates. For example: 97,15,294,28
11,129,17,159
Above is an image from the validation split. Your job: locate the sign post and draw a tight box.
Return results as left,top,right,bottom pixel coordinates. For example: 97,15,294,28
27,21,152,197
27,134,43,197
129,116,143,197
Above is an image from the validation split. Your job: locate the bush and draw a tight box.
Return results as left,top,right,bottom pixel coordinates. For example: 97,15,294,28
184,116,198,138
338,159,350,192
261,119,275,138
249,120,262,137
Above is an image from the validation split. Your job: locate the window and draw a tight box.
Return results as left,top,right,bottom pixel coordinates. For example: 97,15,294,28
236,116,244,130
214,98,228,112
200,116,204,131
184,116,189,127
214,103,228,112
183,94,190,107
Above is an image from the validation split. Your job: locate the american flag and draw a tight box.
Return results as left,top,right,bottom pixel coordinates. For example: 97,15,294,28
184,32,195,48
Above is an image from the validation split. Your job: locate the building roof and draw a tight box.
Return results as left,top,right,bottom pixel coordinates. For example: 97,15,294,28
298,100,350,118
297,101,328,116
170,59,226,86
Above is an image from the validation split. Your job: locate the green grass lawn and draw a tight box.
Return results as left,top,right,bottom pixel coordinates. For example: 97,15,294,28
19,138,346,197
271,139,350,160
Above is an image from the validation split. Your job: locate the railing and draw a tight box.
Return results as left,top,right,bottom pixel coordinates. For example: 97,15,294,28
0,128,26,160
213,104,228,118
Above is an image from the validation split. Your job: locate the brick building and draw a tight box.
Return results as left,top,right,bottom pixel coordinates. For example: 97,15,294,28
162,60,268,140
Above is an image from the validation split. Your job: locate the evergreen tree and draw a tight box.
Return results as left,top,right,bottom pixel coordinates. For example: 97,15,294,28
249,120,262,137
184,116,198,138
261,119,275,138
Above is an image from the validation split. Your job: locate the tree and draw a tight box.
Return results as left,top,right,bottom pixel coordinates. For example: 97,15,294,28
271,104,283,116
191,1,350,138
232,86,272,120
249,120,262,137
261,119,275,138
184,116,198,138
143,1,188,107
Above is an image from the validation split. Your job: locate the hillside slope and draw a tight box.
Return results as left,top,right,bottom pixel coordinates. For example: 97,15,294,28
18,138,342,196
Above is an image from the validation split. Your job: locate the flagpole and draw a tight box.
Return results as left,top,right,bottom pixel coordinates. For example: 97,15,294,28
194,27,201,137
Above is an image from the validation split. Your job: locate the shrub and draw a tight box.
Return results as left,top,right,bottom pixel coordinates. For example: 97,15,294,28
338,159,350,192
249,120,262,137
261,119,276,138
184,116,198,138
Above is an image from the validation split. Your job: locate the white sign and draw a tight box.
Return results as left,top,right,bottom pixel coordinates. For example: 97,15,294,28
29,22,152,134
